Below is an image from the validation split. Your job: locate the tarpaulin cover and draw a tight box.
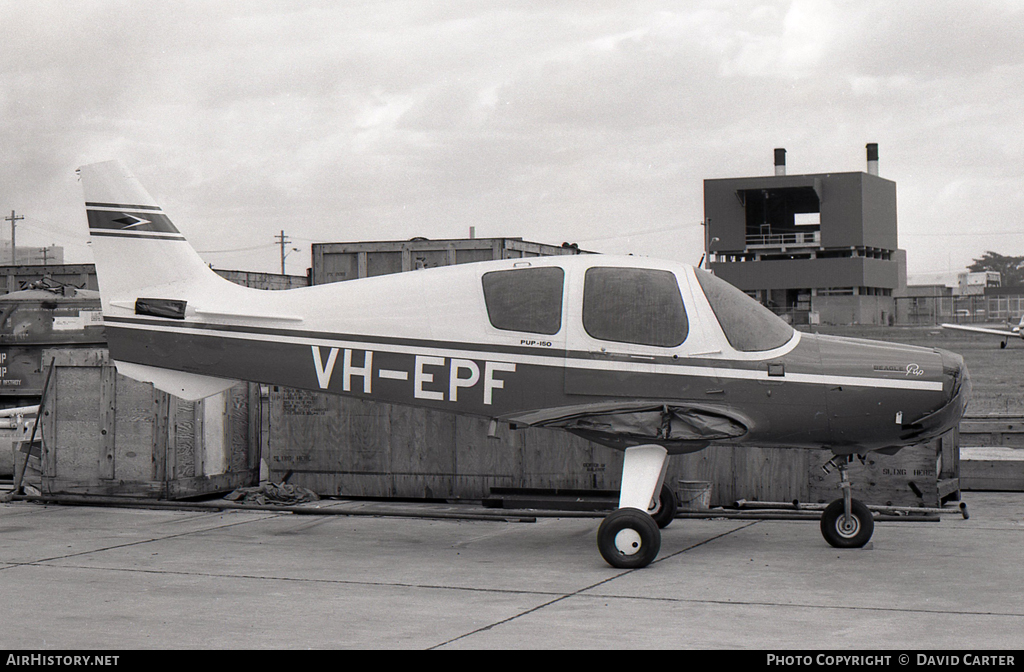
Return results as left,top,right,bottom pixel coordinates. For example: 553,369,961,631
224,483,320,506
552,406,747,442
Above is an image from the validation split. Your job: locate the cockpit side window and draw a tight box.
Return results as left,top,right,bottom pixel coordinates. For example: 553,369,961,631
482,267,564,335
693,269,794,352
583,267,688,347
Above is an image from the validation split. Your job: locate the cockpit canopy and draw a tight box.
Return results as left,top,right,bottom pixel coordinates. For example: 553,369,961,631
480,260,794,354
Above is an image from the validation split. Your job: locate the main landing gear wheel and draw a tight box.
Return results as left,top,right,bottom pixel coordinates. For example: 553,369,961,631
597,508,661,569
820,498,874,548
648,483,678,529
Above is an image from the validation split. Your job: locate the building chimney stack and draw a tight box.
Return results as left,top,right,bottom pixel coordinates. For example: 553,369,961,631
774,148,787,176
866,143,879,176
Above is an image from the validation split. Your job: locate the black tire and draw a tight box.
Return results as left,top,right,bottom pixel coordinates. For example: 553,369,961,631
820,498,874,548
597,507,661,569
648,483,678,529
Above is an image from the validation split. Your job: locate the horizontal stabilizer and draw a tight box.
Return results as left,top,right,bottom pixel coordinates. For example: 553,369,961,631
114,361,239,401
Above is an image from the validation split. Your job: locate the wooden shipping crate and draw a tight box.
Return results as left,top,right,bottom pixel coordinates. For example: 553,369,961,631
670,445,812,506
958,415,1024,491
807,432,958,508
959,416,1024,448
310,237,586,285
39,348,259,499
268,387,961,507
266,389,614,499
269,387,958,507
959,448,1024,491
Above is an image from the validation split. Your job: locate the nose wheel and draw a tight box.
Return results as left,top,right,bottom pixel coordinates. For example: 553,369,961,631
820,455,875,548
820,498,874,547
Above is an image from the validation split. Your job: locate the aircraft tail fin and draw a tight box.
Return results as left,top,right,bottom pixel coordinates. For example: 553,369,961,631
78,160,242,399
78,160,227,301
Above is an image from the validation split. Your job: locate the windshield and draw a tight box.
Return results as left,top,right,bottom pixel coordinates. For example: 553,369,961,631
693,269,794,352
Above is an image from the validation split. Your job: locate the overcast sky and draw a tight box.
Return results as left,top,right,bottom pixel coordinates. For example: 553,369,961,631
2,1,1022,282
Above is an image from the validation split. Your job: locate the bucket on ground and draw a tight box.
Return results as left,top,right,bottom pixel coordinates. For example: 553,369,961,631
677,480,712,511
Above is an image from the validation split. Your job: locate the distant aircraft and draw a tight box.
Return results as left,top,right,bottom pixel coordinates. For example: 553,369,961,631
942,316,1024,348
78,160,971,568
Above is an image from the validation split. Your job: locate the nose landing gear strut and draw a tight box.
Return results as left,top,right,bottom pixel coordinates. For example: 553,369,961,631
819,455,874,548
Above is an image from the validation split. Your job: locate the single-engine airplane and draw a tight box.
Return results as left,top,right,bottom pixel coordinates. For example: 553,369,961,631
78,160,971,569
942,316,1024,348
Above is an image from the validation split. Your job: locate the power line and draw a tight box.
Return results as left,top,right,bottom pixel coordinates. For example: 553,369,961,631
575,222,694,243
20,217,83,242
196,243,276,254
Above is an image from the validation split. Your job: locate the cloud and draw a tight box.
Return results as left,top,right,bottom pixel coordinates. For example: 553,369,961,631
0,1,1021,277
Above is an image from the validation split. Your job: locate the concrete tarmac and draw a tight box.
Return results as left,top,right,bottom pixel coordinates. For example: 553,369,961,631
0,491,1022,650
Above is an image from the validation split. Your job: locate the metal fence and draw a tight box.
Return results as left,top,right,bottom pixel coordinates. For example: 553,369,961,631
895,294,1024,326
761,295,1024,326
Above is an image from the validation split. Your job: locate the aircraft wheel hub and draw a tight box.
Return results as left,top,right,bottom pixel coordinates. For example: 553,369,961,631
835,516,861,538
614,528,643,555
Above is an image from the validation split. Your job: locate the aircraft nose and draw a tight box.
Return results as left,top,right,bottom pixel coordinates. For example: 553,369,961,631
907,348,970,442
940,348,971,415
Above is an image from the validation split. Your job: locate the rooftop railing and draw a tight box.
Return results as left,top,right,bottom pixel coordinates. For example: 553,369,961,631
745,230,820,248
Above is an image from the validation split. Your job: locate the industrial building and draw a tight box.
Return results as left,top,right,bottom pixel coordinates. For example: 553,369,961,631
705,145,907,325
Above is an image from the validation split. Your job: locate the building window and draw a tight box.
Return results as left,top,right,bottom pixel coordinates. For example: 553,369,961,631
582,267,688,347
482,267,564,335
694,269,794,352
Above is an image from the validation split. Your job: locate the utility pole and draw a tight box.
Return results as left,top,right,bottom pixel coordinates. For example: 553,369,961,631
276,230,291,275
5,210,23,265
